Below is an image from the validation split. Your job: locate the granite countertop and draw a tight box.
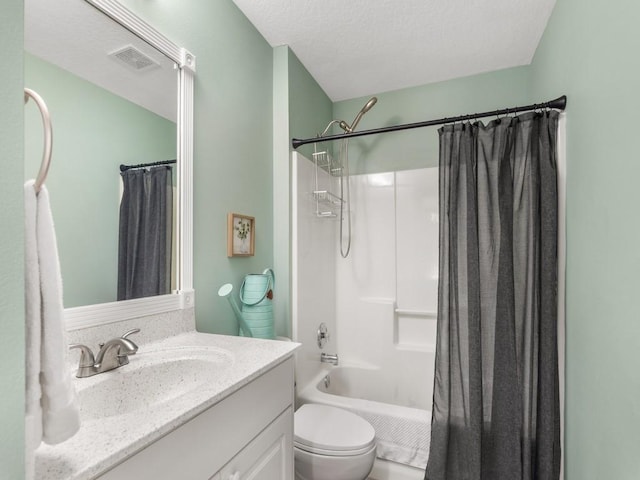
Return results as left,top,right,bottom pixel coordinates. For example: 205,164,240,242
35,332,299,480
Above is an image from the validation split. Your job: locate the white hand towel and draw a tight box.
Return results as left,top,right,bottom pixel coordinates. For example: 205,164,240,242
24,180,43,480
25,180,80,478
36,184,80,443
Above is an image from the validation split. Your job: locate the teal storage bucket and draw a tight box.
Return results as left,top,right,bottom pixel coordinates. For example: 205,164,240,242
239,268,275,339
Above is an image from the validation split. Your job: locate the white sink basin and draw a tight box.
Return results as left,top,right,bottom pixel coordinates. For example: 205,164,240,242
76,346,234,420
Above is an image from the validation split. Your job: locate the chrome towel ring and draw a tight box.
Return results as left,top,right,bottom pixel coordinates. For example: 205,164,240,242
24,88,52,193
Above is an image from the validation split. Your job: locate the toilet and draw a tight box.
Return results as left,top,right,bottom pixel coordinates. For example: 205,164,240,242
294,404,377,480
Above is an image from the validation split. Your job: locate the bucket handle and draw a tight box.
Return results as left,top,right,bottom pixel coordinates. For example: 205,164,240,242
239,268,275,306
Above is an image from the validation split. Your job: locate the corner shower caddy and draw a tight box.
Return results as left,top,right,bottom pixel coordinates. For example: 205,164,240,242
311,146,345,218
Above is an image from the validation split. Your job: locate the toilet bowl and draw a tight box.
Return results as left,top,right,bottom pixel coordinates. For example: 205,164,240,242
294,404,376,480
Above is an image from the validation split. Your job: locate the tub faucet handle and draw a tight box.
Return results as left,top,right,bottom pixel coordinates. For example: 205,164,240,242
317,323,330,349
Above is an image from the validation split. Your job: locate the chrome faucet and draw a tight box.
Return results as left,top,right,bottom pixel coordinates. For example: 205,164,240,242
69,328,140,378
320,353,339,366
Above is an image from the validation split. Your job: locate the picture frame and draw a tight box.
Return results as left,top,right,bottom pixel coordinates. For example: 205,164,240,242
227,213,255,257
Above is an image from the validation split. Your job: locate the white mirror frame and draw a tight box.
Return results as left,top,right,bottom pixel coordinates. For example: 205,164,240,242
65,0,195,330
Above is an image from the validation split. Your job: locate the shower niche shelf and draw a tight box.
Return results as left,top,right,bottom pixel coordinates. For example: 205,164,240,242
312,150,344,218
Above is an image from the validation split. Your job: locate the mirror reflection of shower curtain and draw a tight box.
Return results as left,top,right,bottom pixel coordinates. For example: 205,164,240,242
426,112,561,480
117,166,173,301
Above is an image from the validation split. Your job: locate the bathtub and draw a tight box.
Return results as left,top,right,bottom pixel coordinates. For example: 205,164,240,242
296,365,430,478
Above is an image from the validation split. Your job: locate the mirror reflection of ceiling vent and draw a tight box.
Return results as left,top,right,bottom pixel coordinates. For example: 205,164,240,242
109,45,159,72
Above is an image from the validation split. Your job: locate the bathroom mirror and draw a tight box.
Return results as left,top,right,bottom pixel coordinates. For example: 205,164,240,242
24,0,195,329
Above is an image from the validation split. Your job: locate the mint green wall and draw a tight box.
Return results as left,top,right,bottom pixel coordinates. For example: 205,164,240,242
273,46,291,337
119,0,275,335
24,53,176,308
7,1,638,478
287,49,333,161
0,0,24,477
531,1,640,478
333,67,531,174
273,46,332,337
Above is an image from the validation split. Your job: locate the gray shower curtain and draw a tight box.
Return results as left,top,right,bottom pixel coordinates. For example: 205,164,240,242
425,111,561,480
117,166,173,301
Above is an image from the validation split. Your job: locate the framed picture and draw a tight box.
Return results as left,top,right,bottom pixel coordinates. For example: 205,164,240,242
227,213,255,257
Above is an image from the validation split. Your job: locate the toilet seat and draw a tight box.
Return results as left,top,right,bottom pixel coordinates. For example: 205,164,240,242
294,404,376,457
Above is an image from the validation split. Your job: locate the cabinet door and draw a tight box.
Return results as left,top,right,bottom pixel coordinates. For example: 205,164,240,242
218,407,293,480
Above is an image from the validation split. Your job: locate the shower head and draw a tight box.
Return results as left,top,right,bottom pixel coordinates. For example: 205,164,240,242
360,96,378,114
340,97,378,133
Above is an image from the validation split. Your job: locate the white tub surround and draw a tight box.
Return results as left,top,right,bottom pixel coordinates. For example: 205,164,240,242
35,331,299,480
291,152,338,390
335,168,439,367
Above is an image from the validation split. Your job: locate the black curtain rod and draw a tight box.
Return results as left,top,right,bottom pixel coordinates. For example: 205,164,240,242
119,159,176,172
292,95,567,150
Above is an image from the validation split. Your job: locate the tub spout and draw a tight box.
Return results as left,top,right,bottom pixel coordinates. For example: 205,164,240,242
320,353,339,366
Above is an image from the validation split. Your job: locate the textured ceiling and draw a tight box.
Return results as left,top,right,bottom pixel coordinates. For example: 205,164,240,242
232,0,557,101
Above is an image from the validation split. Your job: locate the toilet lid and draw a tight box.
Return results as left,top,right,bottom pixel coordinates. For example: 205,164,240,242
294,404,376,455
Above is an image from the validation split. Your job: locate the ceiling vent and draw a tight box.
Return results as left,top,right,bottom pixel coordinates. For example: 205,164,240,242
109,45,159,72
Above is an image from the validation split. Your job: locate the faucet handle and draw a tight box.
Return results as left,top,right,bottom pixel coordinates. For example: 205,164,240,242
121,328,140,340
69,343,95,368
120,328,140,353
121,328,140,352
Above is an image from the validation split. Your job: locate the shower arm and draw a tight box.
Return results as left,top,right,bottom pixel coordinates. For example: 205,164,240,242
293,95,567,149
318,120,342,138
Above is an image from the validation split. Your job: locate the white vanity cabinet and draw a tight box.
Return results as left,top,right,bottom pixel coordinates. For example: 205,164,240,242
216,407,292,480
99,358,294,480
